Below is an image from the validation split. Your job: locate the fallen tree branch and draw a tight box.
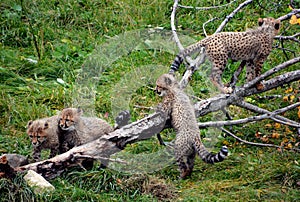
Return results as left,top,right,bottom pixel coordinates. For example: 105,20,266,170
277,9,300,21
171,0,184,52
235,101,300,129
15,112,167,179
198,102,300,128
275,33,300,43
243,69,300,96
221,127,282,149
242,56,300,90
221,127,300,153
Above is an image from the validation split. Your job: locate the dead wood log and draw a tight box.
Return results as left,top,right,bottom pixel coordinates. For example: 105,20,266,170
11,112,167,179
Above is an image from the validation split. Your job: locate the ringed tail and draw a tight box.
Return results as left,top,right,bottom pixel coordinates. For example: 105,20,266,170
169,41,205,73
194,139,228,164
170,54,184,73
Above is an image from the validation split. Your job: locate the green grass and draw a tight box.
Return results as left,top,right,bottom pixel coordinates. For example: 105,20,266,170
1,0,300,201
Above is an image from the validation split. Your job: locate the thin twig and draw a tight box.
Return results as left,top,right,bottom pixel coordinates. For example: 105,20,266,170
221,127,282,149
242,56,300,90
215,0,254,33
277,9,300,21
203,18,218,37
133,105,155,110
236,101,300,128
198,102,300,128
178,0,237,10
275,33,300,43
221,127,300,153
179,47,206,89
171,0,184,51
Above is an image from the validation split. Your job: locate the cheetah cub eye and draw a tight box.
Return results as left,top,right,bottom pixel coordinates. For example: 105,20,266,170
155,85,167,97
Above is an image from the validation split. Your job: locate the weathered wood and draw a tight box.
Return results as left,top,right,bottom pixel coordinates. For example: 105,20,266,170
14,111,167,179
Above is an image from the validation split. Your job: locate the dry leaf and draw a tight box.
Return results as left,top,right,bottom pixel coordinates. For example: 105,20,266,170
223,140,229,146
274,123,281,129
255,131,262,138
271,132,280,139
289,15,300,25
290,95,295,102
265,123,272,128
286,143,293,149
285,126,292,134
261,135,269,142
285,87,293,93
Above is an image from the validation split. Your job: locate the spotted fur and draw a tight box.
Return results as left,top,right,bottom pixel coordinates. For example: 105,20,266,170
156,74,228,179
58,108,113,166
170,17,280,93
26,116,60,162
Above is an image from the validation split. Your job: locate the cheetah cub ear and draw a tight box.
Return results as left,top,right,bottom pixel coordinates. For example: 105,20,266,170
27,120,33,128
44,121,50,130
258,18,264,26
77,107,83,115
274,19,280,30
164,76,173,86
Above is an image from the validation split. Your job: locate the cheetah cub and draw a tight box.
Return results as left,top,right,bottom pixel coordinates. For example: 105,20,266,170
26,116,61,162
155,74,228,179
58,108,113,152
58,108,113,168
170,17,280,93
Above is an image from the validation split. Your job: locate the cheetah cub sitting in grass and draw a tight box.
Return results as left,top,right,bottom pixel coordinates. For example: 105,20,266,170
58,108,113,167
170,17,280,93
155,73,228,179
26,115,61,162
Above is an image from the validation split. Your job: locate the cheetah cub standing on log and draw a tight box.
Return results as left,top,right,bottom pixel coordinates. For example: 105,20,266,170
26,116,61,162
58,108,113,152
170,17,280,93
155,74,228,179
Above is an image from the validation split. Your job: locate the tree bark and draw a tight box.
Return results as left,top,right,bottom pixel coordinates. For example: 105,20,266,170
12,112,167,179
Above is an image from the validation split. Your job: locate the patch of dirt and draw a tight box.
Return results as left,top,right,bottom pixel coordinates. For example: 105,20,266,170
121,174,177,201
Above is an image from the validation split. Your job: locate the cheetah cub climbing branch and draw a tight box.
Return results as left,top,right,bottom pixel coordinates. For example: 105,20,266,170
170,17,280,93
26,115,61,162
155,74,228,179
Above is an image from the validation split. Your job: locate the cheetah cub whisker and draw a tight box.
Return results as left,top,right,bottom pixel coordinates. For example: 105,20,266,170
155,73,228,179
170,17,280,94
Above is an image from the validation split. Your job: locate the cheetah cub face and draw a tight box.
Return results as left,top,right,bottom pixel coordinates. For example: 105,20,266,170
258,17,280,34
155,73,178,97
59,108,83,131
26,120,50,147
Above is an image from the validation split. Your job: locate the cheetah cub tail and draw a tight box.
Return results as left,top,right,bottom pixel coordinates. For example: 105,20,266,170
194,138,228,164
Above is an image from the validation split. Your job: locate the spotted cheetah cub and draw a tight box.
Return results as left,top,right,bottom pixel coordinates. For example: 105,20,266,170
26,116,60,162
155,74,228,179
58,108,113,152
170,17,280,93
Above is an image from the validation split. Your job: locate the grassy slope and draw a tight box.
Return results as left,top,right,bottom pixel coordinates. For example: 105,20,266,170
1,0,299,201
